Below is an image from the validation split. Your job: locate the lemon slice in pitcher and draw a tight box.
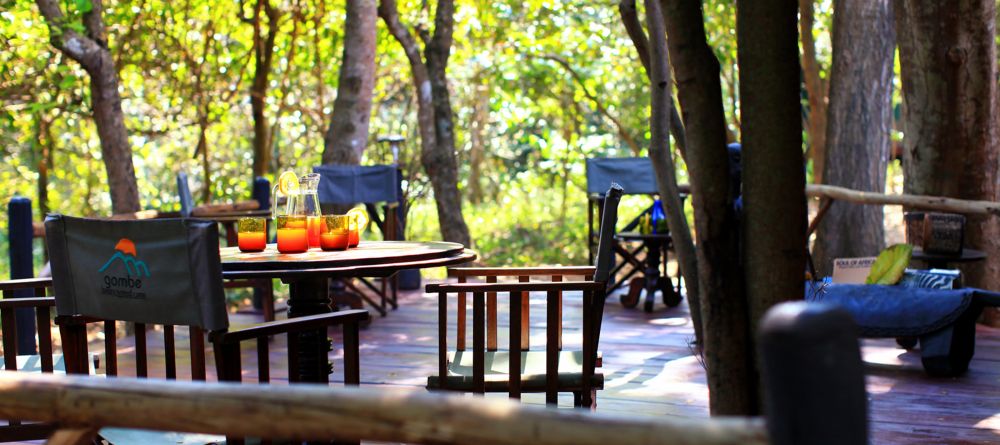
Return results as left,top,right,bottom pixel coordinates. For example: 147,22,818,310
347,207,370,230
277,170,300,195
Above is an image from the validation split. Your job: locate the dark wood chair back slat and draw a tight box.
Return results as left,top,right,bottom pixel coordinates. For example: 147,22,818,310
103,321,117,377
164,325,177,379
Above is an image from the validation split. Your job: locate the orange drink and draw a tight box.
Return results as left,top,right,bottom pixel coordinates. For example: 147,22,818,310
307,216,323,248
237,217,267,252
348,227,359,247
346,208,368,248
320,215,350,251
276,215,308,253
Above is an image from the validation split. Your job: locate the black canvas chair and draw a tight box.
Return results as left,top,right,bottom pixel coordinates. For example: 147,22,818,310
43,215,368,444
425,184,623,408
314,164,403,316
585,158,683,305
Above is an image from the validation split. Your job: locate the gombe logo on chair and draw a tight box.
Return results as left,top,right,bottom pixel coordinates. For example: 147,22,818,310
98,238,151,299
45,215,228,331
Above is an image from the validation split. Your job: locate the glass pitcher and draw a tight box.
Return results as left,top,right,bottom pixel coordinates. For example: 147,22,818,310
297,173,323,248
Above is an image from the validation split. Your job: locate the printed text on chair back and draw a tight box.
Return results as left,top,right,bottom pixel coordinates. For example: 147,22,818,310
593,183,624,283
44,215,228,331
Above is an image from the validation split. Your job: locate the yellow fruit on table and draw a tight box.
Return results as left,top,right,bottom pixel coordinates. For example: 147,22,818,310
277,171,300,195
347,207,370,230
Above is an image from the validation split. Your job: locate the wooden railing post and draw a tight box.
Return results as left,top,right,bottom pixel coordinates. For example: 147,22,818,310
758,301,867,445
7,197,37,354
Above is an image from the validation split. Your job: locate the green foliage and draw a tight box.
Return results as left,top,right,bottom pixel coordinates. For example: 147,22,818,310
0,0,835,276
866,243,913,285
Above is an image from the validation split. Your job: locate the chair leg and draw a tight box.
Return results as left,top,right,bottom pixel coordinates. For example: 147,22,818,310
574,389,598,410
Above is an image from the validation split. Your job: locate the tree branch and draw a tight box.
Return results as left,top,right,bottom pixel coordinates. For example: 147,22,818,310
34,0,105,72
619,0,687,159
538,54,642,156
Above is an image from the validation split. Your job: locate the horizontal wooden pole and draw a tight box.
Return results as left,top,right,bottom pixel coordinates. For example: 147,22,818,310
0,372,765,445
807,184,1000,216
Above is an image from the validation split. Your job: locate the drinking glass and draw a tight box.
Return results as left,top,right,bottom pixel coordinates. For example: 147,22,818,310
320,215,350,251
276,215,309,254
237,217,267,253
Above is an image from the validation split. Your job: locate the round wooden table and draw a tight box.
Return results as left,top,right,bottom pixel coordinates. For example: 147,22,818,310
614,232,681,313
221,241,476,384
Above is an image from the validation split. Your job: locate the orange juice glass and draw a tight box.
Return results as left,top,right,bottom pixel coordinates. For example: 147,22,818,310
348,219,359,247
237,217,267,252
276,215,309,253
307,216,323,248
320,215,350,251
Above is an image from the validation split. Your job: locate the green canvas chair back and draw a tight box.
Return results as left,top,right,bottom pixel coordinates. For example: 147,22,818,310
44,215,228,331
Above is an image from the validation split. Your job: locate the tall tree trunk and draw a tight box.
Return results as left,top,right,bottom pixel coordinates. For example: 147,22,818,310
738,0,807,412
800,0,828,184
248,0,281,177
894,0,1000,295
661,0,752,415
35,0,141,214
620,0,704,347
323,0,377,165
468,83,488,204
813,0,895,276
618,0,687,159
423,0,472,246
379,0,471,246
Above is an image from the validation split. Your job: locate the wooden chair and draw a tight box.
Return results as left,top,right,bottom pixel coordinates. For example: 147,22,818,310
42,215,369,444
426,184,623,408
0,278,60,442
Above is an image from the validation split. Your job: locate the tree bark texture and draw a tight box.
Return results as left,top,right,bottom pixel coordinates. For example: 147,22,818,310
617,0,687,159
323,0,377,165
249,0,281,177
812,0,895,276
35,0,141,214
380,0,471,246
660,0,753,416
894,0,1000,294
737,0,806,409
641,0,703,349
800,0,828,184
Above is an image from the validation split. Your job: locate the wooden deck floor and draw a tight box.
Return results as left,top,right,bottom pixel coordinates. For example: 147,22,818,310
53,281,1000,444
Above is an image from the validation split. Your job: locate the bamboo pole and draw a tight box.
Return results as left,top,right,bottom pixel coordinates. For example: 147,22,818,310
807,184,1000,216
0,372,767,445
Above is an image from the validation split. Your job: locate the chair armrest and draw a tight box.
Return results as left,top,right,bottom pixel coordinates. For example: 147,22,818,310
0,297,54,310
0,277,53,292
448,266,596,278
427,281,604,294
215,310,369,344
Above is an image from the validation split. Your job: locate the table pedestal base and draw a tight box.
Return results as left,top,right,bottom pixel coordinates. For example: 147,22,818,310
287,277,333,384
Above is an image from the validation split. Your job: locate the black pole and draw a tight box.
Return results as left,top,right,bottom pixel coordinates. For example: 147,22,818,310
758,301,868,445
7,197,38,354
